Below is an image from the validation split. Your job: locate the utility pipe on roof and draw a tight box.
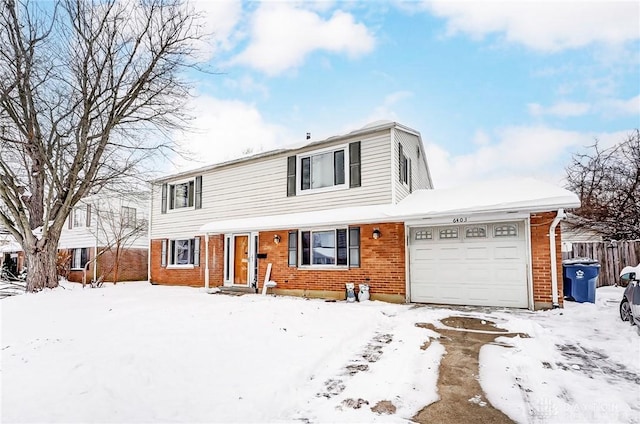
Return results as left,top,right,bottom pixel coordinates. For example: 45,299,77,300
549,208,566,308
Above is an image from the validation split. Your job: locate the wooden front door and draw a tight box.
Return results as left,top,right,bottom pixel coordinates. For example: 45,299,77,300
233,235,249,285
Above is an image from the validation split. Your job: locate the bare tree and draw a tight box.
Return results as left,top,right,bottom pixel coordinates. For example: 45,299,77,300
565,130,640,240
0,0,202,291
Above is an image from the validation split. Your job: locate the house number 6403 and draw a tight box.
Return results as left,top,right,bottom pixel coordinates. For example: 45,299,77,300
452,217,468,223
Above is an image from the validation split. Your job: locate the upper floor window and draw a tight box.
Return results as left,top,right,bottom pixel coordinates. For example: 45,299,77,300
300,148,346,192
171,181,194,209
73,208,86,228
121,206,137,228
69,205,91,229
287,142,361,197
398,143,411,190
161,176,202,213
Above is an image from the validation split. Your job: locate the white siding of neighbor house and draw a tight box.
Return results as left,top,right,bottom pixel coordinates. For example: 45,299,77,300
150,129,393,239
392,128,432,203
59,195,149,250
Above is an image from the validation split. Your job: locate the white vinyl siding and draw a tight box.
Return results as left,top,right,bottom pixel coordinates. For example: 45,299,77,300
151,131,393,239
58,195,149,250
394,129,432,202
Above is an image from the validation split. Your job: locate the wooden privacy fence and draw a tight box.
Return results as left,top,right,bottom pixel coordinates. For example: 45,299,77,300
563,241,640,287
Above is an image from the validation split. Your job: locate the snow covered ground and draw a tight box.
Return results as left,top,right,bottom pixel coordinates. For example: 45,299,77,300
1,283,638,423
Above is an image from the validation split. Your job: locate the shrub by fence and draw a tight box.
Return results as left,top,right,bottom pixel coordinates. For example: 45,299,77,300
563,241,640,287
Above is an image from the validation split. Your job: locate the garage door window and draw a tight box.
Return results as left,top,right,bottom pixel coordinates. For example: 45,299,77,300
439,228,458,239
415,230,432,240
465,226,486,238
494,224,518,237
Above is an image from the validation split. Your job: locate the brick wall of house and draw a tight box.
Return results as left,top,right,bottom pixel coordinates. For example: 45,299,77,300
150,236,224,286
256,223,406,300
530,212,563,309
97,248,148,282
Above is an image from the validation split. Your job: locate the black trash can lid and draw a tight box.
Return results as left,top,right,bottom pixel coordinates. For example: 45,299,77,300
562,257,600,265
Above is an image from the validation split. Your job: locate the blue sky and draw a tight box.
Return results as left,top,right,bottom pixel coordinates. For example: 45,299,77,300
172,1,640,188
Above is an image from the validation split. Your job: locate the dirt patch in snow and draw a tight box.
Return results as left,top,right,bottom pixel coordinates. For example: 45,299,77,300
371,400,397,415
413,317,528,424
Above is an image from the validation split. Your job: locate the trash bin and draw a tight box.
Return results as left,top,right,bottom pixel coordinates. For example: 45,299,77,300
562,258,600,303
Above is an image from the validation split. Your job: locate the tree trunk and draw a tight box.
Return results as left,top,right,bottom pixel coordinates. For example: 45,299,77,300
25,239,60,292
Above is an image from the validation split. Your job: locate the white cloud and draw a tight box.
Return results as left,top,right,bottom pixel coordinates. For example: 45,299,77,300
528,101,591,117
192,0,243,58
170,95,294,173
601,95,640,117
231,3,375,75
528,95,640,119
424,126,631,188
421,1,639,52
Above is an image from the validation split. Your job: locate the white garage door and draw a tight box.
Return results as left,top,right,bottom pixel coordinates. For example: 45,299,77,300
409,221,529,308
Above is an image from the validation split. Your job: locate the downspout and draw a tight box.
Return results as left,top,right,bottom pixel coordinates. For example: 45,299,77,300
93,204,98,283
205,233,210,290
549,208,566,308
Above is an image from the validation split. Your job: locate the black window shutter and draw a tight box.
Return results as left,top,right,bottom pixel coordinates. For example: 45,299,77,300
161,239,167,267
68,213,73,229
349,141,361,188
349,227,360,268
288,230,298,267
195,176,203,209
81,248,88,268
334,150,345,185
86,205,92,227
337,229,347,265
286,156,296,196
194,237,200,266
161,184,167,214
398,143,403,182
301,157,311,190
408,159,413,193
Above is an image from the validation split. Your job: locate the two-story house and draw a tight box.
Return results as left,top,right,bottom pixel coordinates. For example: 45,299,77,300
59,192,149,284
149,121,580,310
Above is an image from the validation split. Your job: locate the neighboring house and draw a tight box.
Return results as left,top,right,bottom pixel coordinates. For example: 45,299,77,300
561,215,604,253
58,192,149,284
0,228,25,277
149,120,580,310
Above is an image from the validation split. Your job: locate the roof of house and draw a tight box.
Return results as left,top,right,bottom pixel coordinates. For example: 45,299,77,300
199,177,580,234
153,120,423,184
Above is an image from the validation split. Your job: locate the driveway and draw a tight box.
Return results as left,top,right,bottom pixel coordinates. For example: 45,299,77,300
2,283,638,423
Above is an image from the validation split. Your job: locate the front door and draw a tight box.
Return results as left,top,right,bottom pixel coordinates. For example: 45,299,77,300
233,235,249,285
224,233,258,287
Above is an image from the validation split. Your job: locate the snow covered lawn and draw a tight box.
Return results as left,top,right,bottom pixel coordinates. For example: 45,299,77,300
1,283,638,423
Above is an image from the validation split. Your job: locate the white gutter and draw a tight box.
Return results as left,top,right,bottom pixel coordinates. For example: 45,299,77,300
204,233,210,290
549,208,566,308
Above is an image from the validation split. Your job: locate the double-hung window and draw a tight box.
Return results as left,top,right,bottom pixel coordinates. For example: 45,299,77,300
71,248,88,270
293,227,360,267
168,238,200,266
161,176,203,213
171,181,194,209
299,147,347,192
121,206,137,228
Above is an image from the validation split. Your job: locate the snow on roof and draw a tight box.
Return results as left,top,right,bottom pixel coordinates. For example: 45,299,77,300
200,204,397,234
200,178,580,234
0,241,22,253
396,177,581,218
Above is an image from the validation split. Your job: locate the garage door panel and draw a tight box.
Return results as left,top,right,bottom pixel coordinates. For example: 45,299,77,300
409,221,529,308
466,246,489,260
494,246,521,259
